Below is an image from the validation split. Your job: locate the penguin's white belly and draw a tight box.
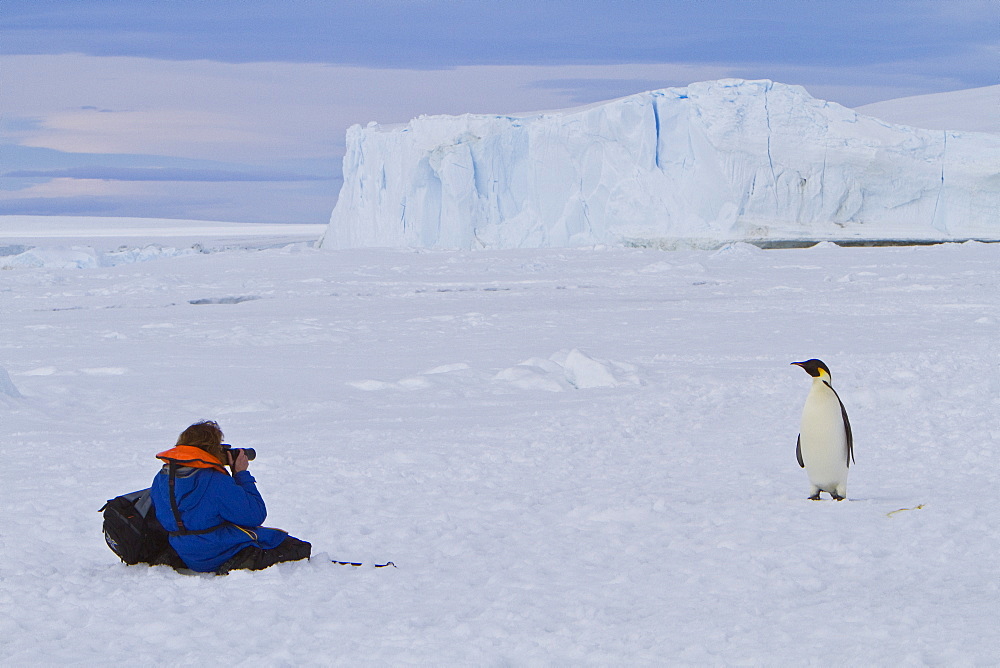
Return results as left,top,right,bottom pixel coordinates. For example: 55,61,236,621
799,385,849,491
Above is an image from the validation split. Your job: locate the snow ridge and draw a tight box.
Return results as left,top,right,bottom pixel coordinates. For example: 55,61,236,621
322,79,1000,250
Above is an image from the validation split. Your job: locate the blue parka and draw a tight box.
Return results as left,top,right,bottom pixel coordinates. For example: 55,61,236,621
151,446,286,572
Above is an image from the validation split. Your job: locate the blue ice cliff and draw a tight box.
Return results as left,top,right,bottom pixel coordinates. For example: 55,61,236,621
322,79,1000,250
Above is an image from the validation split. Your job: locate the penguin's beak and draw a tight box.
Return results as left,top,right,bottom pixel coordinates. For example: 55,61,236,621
791,361,804,368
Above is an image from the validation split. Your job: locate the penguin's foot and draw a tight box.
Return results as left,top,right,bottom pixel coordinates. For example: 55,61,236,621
831,493,846,501
808,493,822,500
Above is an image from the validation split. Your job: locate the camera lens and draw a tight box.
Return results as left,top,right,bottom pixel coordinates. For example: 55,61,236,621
224,445,256,462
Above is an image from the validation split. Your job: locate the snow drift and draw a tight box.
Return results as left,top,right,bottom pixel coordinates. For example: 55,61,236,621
0,366,21,399
857,84,1000,135
322,79,1000,250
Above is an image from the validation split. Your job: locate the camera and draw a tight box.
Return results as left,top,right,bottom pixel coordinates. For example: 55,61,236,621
223,444,256,462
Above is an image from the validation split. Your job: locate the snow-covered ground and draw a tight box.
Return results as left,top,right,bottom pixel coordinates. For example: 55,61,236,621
2,221,998,664
0,215,325,257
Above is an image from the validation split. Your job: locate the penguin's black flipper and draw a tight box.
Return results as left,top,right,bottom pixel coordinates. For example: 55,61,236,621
796,435,804,468
830,386,855,466
841,402,854,466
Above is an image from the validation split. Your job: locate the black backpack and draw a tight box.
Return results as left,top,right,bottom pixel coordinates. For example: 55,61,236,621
99,488,170,565
100,464,229,566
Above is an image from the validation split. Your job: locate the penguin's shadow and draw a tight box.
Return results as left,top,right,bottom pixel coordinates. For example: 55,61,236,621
800,495,922,506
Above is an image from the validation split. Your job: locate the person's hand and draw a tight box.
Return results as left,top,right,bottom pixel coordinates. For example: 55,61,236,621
231,450,249,474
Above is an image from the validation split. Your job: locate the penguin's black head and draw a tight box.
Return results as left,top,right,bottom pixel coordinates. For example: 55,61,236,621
792,359,830,380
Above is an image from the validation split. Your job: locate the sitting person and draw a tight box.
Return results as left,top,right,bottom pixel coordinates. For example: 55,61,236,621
151,420,311,574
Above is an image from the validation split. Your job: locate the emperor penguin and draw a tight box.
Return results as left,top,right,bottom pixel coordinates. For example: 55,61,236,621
791,359,854,500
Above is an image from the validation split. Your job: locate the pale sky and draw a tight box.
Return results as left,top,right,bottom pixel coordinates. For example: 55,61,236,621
2,0,997,223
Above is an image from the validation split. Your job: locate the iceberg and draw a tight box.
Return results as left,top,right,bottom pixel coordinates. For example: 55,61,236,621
321,79,1000,250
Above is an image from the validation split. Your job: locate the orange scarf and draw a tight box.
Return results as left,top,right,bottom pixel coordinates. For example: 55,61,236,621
156,445,229,474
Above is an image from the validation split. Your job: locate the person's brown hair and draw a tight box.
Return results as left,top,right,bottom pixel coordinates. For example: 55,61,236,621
176,420,226,462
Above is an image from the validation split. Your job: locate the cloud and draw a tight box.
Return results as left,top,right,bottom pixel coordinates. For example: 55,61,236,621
0,196,126,216
19,108,292,160
3,0,997,77
0,178,340,223
2,166,327,182
2,56,347,161
1,177,142,199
